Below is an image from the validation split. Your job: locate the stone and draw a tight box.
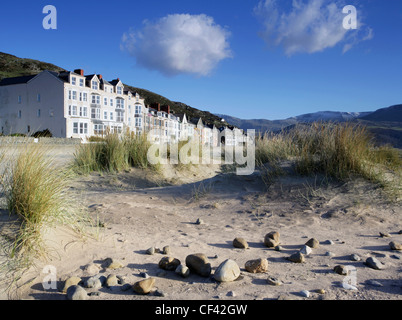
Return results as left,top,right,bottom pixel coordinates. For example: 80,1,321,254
233,237,248,249
267,277,282,286
389,241,402,251
227,291,236,297
316,289,326,294
214,259,241,282
342,283,358,291
83,263,100,275
300,290,310,298
139,272,149,278
106,274,119,287
264,231,280,247
121,283,132,291
63,276,82,293
162,246,171,255
333,265,349,276
287,252,305,263
365,257,385,270
350,254,361,261
305,238,319,249
196,218,204,225
300,245,312,256
66,285,87,300
379,232,391,238
186,253,211,277
133,278,155,295
175,265,190,278
146,247,156,255
104,258,124,270
274,245,283,251
245,258,268,273
85,276,102,289
323,240,334,245
158,256,181,271
325,251,335,257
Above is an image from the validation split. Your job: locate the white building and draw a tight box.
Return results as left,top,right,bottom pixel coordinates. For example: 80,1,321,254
0,69,244,145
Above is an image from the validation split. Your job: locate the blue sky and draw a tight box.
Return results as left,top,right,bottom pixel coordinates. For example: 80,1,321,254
0,0,401,119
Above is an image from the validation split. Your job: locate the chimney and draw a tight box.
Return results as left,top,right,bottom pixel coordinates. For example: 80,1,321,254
98,74,103,80
74,69,84,76
161,105,170,114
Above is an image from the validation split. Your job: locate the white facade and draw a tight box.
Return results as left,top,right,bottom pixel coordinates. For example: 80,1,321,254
0,69,244,145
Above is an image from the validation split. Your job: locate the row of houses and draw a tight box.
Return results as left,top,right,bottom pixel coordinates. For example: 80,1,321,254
0,69,245,146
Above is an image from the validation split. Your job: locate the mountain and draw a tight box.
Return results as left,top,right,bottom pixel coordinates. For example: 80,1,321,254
0,52,229,128
360,104,402,122
217,110,372,134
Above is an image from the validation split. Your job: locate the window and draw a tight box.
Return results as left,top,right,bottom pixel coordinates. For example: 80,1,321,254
116,99,124,109
104,86,108,92
69,105,78,116
104,97,107,105
116,111,124,122
83,93,88,102
37,109,41,117
72,91,77,100
91,108,101,119
79,123,88,134
68,90,72,100
37,94,41,102
110,112,114,121
73,122,78,134
117,86,122,95
79,92,82,101
104,111,108,120
72,77,76,85
135,117,142,127
79,79,84,87
135,105,142,114
110,98,114,107
18,110,22,118
91,95,100,105
92,80,98,90
81,106,88,117
94,124,105,135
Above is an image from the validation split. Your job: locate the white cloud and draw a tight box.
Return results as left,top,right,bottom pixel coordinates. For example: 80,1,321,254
254,0,373,56
121,14,232,76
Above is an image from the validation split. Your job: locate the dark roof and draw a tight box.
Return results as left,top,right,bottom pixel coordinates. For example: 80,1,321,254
100,78,111,85
0,74,37,86
109,79,121,86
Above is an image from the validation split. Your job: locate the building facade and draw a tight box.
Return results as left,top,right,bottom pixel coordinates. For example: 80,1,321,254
0,69,244,146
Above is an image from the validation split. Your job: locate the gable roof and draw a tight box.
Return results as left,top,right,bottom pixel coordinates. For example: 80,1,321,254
0,74,37,86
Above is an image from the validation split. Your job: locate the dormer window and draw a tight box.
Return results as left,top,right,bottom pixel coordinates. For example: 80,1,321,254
79,79,84,87
92,80,98,90
117,86,122,95
72,77,76,85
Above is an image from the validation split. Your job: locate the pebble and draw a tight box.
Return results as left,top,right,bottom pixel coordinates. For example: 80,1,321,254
196,218,204,225
316,289,326,294
104,258,124,270
267,277,282,286
186,253,211,277
227,291,236,297
133,278,155,295
139,272,149,278
85,276,102,289
300,290,310,298
146,247,156,255
175,265,190,278
245,258,268,273
389,241,402,251
325,251,335,257
106,274,119,287
158,256,181,271
83,263,100,275
323,240,335,245
379,232,391,238
162,246,171,255
365,257,385,270
342,283,358,291
305,238,319,249
264,231,280,248
214,259,241,282
66,285,87,300
333,265,349,276
63,276,82,293
233,237,249,249
300,245,312,256
274,245,283,251
350,254,361,261
121,283,132,292
287,252,305,263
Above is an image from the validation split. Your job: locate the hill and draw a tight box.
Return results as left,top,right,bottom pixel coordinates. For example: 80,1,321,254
0,52,229,128
360,104,402,122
